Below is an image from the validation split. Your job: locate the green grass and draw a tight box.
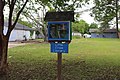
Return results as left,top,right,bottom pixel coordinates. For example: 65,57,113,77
3,38,120,80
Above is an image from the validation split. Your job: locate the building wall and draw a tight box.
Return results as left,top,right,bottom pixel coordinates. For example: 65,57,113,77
10,29,30,41
4,26,32,41
91,33,117,38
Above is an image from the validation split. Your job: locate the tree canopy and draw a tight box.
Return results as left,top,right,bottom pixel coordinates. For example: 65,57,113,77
16,0,91,41
92,0,120,29
89,22,98,29
72,20,90,34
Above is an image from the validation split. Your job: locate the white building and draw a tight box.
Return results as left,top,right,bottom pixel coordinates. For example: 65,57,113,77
4,22,36,41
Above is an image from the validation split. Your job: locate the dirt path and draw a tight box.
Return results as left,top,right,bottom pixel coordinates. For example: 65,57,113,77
8,42,27,48
8,40,44,48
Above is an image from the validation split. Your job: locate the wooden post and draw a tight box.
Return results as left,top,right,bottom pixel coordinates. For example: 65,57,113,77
57,53,62,80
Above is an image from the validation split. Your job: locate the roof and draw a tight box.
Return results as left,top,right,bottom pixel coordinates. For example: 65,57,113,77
89,29,99,33
44,11,74,22
89,29,117,33
4,21,35,31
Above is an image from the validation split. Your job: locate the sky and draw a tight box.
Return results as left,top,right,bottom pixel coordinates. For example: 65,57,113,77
75,1,95,24
80,11,95,24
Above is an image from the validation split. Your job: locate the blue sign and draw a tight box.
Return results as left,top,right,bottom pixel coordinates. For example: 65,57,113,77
50,42,68,53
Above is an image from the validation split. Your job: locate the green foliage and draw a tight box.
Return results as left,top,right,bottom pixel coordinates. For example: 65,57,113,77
36,31,40,36
72,20,90,34
17,20,32,28
46,0,90,11
89,22,98,29
72,35,81,39
45,0,91,21
6,39,120,79
119,21,120,24
92,0,116,22
30,30,34,37
92,0,120,28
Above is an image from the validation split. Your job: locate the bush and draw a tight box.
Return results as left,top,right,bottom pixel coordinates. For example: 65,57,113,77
72,36,81,39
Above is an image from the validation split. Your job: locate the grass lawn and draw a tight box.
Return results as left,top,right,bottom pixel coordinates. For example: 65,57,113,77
2,38,120,80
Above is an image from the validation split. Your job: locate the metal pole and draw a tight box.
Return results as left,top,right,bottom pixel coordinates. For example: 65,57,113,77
57,53,62,80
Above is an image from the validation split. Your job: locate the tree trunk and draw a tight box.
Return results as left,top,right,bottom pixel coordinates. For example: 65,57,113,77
116,0,119,38
0,0,28,76
0,0,8,75
0,36,9,75
43,26,48,42
0,36,2,64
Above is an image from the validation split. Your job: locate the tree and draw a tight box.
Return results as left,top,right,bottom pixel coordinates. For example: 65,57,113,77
92,0,120,37
14,18,32,28
92,0,116,24
72,20,90,34
89,23,98,29
21,1,48,41
0,0,28,75
18,0,90,41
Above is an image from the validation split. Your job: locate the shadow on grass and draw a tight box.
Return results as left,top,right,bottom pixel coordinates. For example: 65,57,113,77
1,60,120,80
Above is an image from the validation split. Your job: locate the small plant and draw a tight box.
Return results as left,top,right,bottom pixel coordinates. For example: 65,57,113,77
72,35,81,39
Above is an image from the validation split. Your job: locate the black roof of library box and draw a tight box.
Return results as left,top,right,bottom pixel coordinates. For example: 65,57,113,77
44,11,74,22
